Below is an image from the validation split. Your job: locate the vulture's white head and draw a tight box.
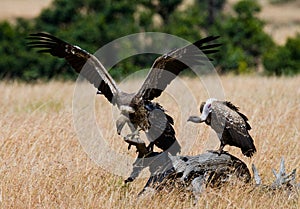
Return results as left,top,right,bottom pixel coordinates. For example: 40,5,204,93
188,98,217,123
199,98,217,121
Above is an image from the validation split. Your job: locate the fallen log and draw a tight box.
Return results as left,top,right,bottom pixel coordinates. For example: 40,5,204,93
125,140,299,200
124,139,251,196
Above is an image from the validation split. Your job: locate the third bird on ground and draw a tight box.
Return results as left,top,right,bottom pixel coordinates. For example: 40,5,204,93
188,98,256,157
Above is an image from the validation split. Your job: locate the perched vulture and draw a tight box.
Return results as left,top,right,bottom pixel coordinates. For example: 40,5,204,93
27,32,220,156
188,98,256,157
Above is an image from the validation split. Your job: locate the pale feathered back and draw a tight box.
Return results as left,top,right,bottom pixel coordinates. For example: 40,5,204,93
200,99,256,157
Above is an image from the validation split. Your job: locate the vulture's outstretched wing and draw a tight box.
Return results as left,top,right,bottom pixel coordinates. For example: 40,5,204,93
212,102,256,157
135,36,221,101
27,32,119,103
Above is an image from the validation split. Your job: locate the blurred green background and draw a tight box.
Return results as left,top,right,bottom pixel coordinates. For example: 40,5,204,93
0,0,299,81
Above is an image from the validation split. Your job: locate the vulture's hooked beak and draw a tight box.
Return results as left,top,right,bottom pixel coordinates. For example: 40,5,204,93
187,116,204,123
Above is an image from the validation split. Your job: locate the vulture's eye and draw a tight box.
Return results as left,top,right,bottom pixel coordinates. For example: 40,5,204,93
207,104,211,109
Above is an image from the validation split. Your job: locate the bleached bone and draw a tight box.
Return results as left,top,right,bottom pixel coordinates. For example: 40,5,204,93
271,157,297,189
253,157,298,190
252,164,262,186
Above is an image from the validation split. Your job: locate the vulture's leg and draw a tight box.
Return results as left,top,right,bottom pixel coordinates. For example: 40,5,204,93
116,116,144,150
124,123,144,150
207,143,225,155
124,129,144,150
116,115,128,135
147,142,154,152
216,143,225,155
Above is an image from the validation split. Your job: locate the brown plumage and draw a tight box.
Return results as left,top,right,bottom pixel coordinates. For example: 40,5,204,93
188,98,256,157
27,32,220,155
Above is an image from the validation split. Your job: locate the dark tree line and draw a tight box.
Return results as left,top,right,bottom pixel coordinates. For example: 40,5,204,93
0,0,299,81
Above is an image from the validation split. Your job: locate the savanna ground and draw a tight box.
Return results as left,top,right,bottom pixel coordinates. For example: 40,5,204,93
1,1,299,208
0,76,299,208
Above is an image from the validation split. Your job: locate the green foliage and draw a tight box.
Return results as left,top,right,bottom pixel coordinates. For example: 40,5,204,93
234,0,261,18
269,0,296,4
196,0,227,26
0,0,141,81
263,34,300,76
0,0,298,81
208,0,275,73
139,0,182,24
164,7,205,41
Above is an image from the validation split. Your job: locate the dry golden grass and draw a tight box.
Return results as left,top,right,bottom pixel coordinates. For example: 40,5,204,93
0,76,299,208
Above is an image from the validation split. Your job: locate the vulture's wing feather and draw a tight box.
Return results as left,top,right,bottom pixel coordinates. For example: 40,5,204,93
135,36,221,101
224,101,251,130
145,103,180,155
212,102,256,157
27,32,119,103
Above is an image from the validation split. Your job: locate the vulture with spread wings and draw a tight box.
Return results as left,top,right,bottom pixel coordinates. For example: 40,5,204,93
188,98,256,157
27,32,220,156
